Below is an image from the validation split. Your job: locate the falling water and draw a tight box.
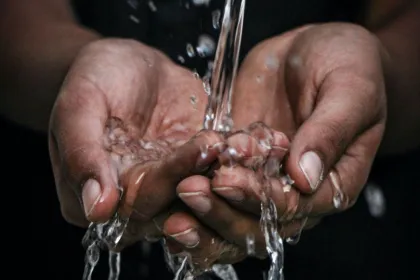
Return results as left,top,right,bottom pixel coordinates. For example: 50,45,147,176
80,0,349,278
82,212,128,280
163,0,246,279
200,0,290,277
203,0,245,133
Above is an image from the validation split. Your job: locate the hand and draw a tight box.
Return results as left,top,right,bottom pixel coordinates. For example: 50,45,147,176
162,23,386,266
49,39,223,247
230,22,386,213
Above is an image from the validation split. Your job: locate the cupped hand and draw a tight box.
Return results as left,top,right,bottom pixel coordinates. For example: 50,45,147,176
49,39,223,247
162,23,387,267
229,22,387,215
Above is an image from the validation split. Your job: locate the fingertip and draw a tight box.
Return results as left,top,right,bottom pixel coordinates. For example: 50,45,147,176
285,149,324,194
163,212,198,236
272,130,290,148
82,177,121,223
177,175,211,194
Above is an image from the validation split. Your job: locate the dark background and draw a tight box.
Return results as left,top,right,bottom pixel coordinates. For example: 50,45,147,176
4,0,417,279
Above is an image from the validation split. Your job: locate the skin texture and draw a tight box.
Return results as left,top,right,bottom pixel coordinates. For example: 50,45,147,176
0,0,417,273
49,39,225,246
49,23,387,269
162,23,387,267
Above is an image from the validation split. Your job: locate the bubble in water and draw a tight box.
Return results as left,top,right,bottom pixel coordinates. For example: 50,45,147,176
364,183,386,218
148,0,157,12
196,35,216,58
212,10,221,29
186,43,196,57
192,0,211,6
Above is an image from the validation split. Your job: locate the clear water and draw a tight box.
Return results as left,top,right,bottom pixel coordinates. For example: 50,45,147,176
81,0,349,278
203,0,245,133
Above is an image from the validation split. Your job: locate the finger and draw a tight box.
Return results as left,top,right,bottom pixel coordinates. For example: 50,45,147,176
50,78,120,224
293,124,385,216
120,130,225,221
222,128,289,169
177,175,268,258
116,200,194,251
212,166,303,221
115,212,166,250
163,212,246,268
285,68,385,194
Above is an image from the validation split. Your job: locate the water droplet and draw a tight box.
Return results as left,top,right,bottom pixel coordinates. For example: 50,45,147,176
192,71,200,79
212,9,221,29
148,0,157,12
285,234,299,245
364,183,386,218
200,145,209,160
246,234,256,255
202,76,211,95
192,0,211,6
185,2,190,9
127,0,139,9
333,191,343,209
177,55,185,64
190,95,198,108
129,14,140,24
196,34,216,58
186,43,196,57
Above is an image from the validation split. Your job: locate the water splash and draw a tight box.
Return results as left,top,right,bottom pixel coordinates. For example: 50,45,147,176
82,212,129,280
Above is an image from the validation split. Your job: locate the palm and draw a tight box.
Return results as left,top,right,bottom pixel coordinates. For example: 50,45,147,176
49,39,211,227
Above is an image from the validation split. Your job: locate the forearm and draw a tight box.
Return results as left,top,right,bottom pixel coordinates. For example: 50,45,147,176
0,1,100,132
368,2,420,155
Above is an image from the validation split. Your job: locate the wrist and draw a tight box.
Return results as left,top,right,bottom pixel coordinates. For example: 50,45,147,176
0,24,101,132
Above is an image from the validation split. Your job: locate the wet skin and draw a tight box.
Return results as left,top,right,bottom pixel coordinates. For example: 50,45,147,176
50,23,386,268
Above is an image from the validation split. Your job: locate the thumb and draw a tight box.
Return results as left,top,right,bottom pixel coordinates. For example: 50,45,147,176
285,70,384,194
120,130,224,222
50,78,120,224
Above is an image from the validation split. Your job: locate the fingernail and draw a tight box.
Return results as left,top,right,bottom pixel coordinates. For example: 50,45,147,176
82,179,102,217
213,187,245,201
179,192,212,214
170,228,200,248
299,151,323,191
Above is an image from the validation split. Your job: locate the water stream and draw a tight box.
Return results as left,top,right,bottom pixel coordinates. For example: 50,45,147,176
80,0,310,279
